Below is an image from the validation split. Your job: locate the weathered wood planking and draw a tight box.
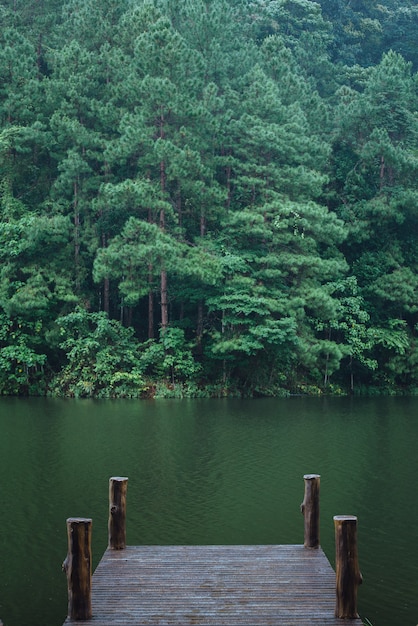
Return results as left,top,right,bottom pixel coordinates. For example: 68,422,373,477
64,544,363,625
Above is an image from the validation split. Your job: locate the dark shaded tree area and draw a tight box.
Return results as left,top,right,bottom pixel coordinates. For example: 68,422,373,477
0,0,417,397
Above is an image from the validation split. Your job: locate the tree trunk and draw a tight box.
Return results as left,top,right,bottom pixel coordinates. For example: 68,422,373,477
120,296,124,324
101,234,110,314
196,211,206,344
350,355,354,394
161,268,168,330
159,110,168,331
37,33,43,79
74,179,81,292
380,155,385,191
196,301,204,345
148,274,154,340
103,277,110,314
200,212,206,238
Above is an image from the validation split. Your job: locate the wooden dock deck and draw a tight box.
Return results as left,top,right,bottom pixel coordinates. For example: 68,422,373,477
65,543,363,626
62,477,363,625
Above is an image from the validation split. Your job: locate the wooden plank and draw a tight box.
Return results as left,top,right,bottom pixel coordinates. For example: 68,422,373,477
64,545,363,625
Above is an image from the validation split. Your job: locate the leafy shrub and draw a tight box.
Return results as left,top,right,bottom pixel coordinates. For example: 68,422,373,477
49,307,148,398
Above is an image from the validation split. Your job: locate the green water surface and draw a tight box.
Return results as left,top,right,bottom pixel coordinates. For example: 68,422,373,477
0,396,417,626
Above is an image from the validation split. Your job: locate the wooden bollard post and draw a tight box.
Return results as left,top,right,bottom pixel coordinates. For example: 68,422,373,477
334,515,362,619
63,517,92,621
108,476,128,549
300,474,320,548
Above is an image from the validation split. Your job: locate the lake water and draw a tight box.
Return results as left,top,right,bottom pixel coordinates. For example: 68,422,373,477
0,396,417,626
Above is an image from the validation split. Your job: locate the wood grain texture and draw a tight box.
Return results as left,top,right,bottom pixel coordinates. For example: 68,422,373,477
301,474,320,549
63,518,92,621
63,544,363,625
108,477,128,550
334,516,362,619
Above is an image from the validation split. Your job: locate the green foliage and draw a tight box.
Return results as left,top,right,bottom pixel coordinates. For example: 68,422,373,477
0,314,46,395
1,0,418,397
139,327,201,386
0,212,76,320
50,308,148,398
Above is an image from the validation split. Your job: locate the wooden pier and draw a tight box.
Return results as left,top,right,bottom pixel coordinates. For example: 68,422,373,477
63,475,363,626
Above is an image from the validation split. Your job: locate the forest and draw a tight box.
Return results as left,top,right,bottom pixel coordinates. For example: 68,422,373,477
1,0,418,398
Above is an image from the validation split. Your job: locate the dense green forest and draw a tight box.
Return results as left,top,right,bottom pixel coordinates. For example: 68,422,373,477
1,0,417,397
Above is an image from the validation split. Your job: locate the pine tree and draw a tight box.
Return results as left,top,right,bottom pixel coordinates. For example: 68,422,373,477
98,3,227,334
330,51,418,389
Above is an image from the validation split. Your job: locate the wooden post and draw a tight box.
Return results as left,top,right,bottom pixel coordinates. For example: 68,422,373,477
300,474,320,548
62,517,92,621
108,476,128,549
334,515,362,619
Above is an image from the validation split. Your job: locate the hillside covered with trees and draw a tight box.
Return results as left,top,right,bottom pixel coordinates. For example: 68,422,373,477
1,0,418,397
